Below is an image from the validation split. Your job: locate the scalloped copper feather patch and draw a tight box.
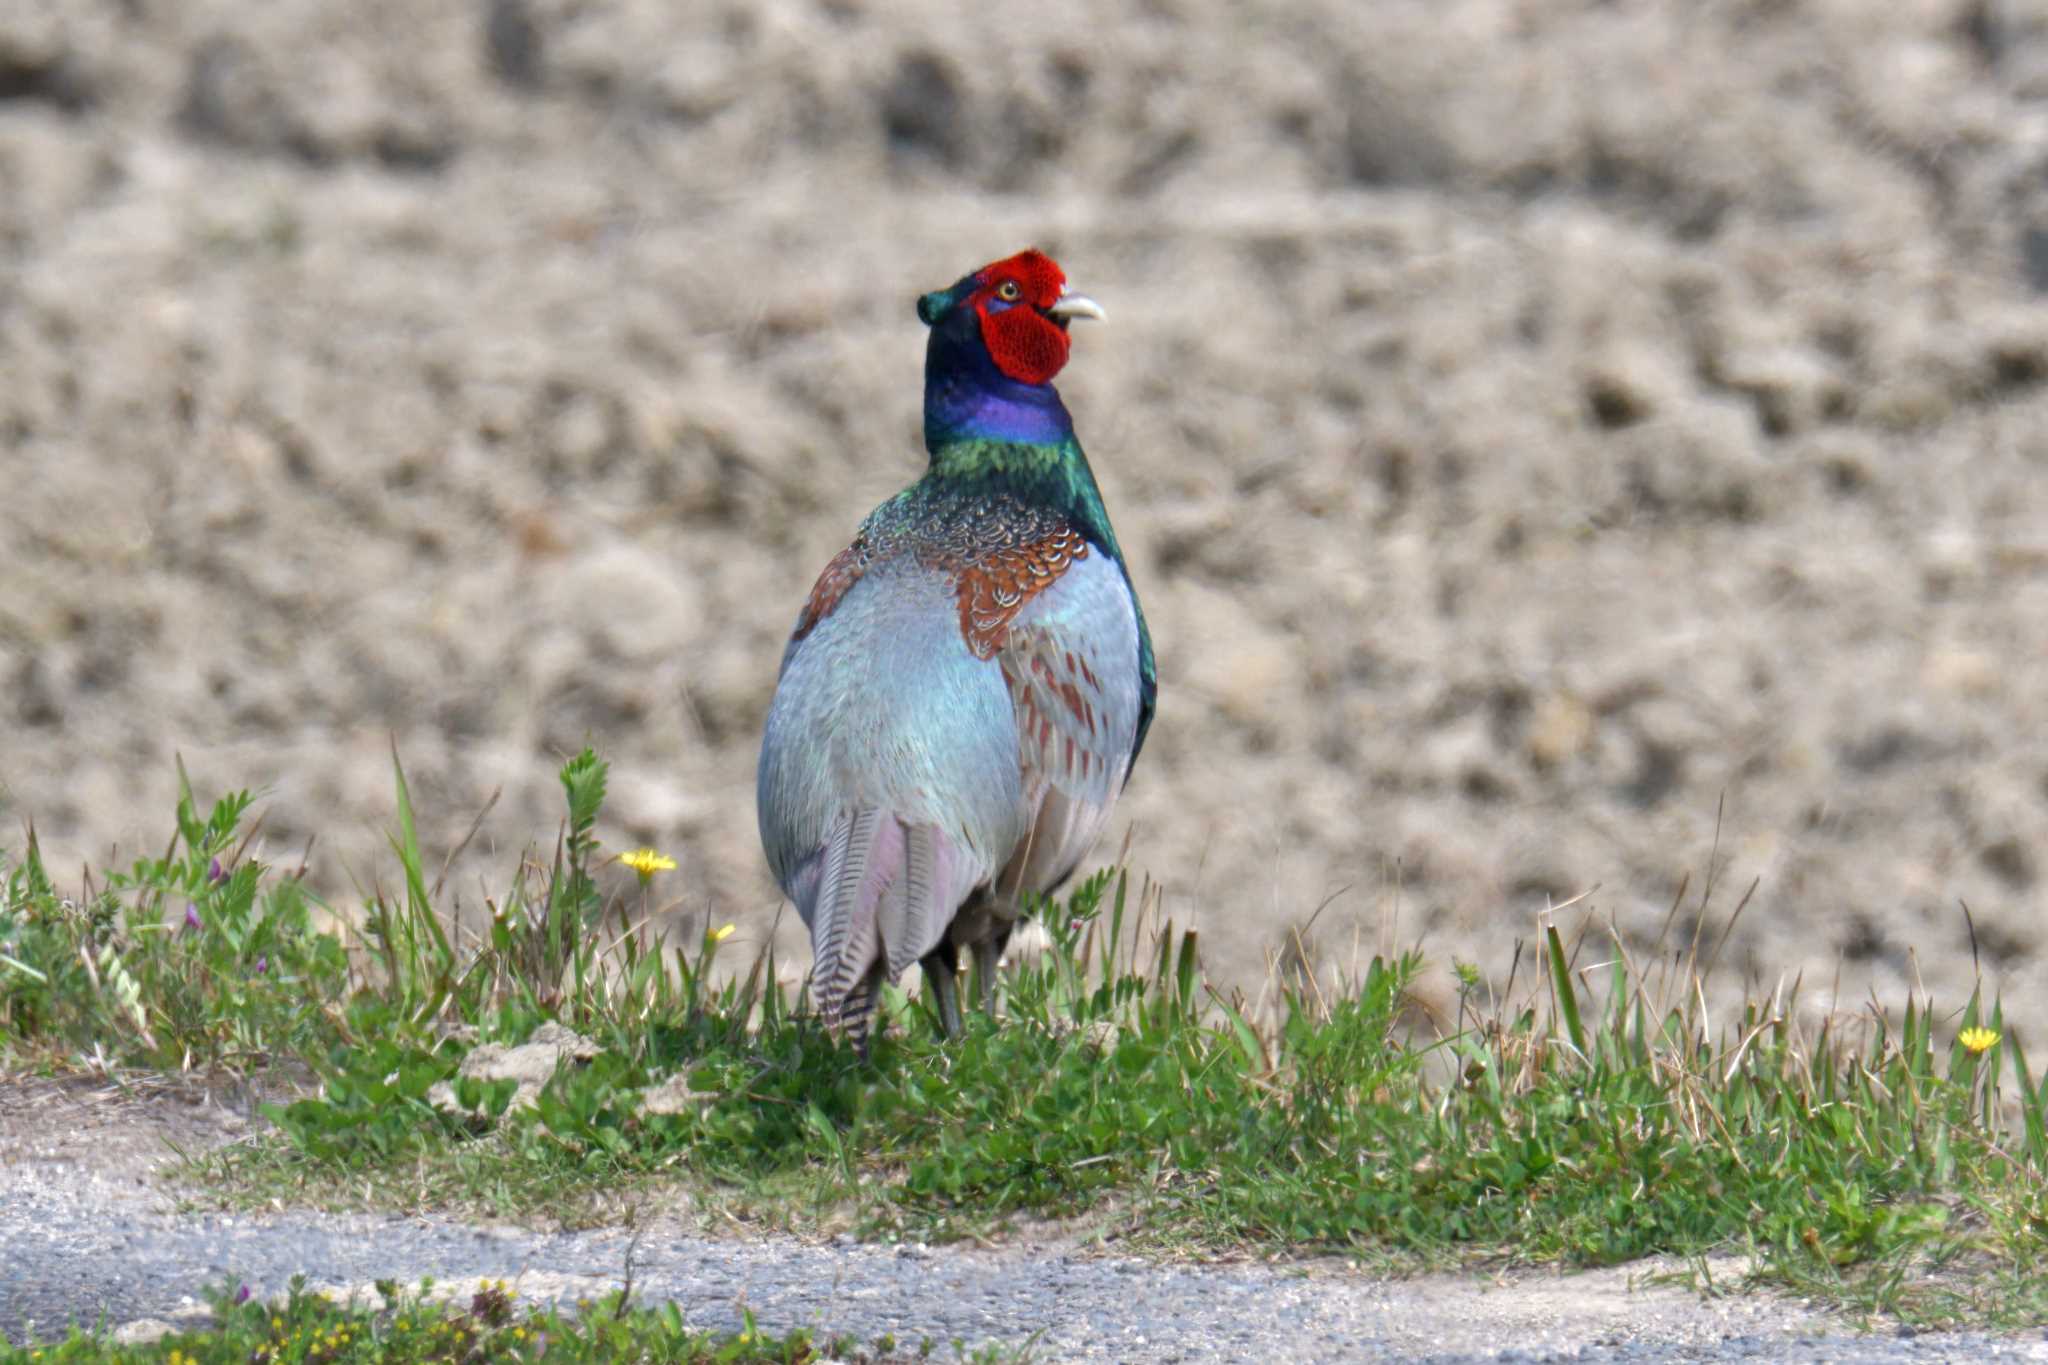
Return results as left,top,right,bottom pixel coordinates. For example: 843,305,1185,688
954,528,1090,659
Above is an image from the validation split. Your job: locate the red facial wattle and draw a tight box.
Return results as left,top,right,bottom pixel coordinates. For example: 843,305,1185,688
970,249,1074,386
977,303,1071,386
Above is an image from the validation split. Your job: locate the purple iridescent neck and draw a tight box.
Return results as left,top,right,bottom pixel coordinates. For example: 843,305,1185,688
923,327,1075,453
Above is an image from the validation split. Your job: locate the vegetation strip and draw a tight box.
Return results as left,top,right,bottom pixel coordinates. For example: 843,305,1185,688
4,749,2047,1353
0,1276,987,1364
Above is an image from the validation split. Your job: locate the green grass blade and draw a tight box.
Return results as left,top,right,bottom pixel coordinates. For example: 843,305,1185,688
2007,1028,2047,1168
1220,996,1269,1074
1176,928,1200,1017
1546,922,1587,1059
386,741,453,987
1107,871,1128,981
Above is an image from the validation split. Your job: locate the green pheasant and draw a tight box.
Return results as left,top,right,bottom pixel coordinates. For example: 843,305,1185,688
756,249,1155,1051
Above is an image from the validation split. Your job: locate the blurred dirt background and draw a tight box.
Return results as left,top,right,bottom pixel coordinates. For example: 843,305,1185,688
3,0,2046,1037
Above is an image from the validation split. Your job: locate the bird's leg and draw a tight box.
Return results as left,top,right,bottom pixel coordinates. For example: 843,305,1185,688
972,935,1006,1017
920,946,964,1040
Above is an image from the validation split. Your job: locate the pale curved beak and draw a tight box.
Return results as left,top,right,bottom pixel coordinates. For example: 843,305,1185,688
1048,289,1106,324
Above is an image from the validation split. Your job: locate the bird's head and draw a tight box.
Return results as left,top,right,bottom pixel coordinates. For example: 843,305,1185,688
917,249,1105,387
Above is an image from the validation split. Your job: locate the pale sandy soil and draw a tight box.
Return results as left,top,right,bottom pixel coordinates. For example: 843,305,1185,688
3,0,2047,1039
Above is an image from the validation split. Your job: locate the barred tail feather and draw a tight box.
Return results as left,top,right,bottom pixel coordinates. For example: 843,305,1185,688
808,808,895,1032
801,810,974,1042
884,821,956,980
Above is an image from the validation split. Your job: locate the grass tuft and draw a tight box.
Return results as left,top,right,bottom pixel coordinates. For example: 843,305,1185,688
5,748,2048,1333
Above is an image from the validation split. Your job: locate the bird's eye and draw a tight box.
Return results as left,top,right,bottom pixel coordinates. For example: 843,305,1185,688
996,280,1021,301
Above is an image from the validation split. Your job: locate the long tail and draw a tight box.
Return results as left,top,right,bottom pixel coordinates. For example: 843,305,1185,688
804,810,966,1048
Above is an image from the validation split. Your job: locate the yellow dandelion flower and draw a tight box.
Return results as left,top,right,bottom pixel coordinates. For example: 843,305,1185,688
708,922,737,944
1959,1026,2000,1054
619,848,677,880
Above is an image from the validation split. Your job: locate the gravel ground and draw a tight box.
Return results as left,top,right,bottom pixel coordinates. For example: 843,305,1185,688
4,1079,2048,1361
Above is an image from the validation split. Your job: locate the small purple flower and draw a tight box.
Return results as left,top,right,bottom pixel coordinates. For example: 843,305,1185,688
235,1284,252,1305
184,902,202,932
207,858,226,884
253,954,268,975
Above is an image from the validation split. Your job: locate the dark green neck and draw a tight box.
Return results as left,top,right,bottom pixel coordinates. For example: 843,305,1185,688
923,435,1131,567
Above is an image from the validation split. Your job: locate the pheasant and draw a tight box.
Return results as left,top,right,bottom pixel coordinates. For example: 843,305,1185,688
756,249,1156,1052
